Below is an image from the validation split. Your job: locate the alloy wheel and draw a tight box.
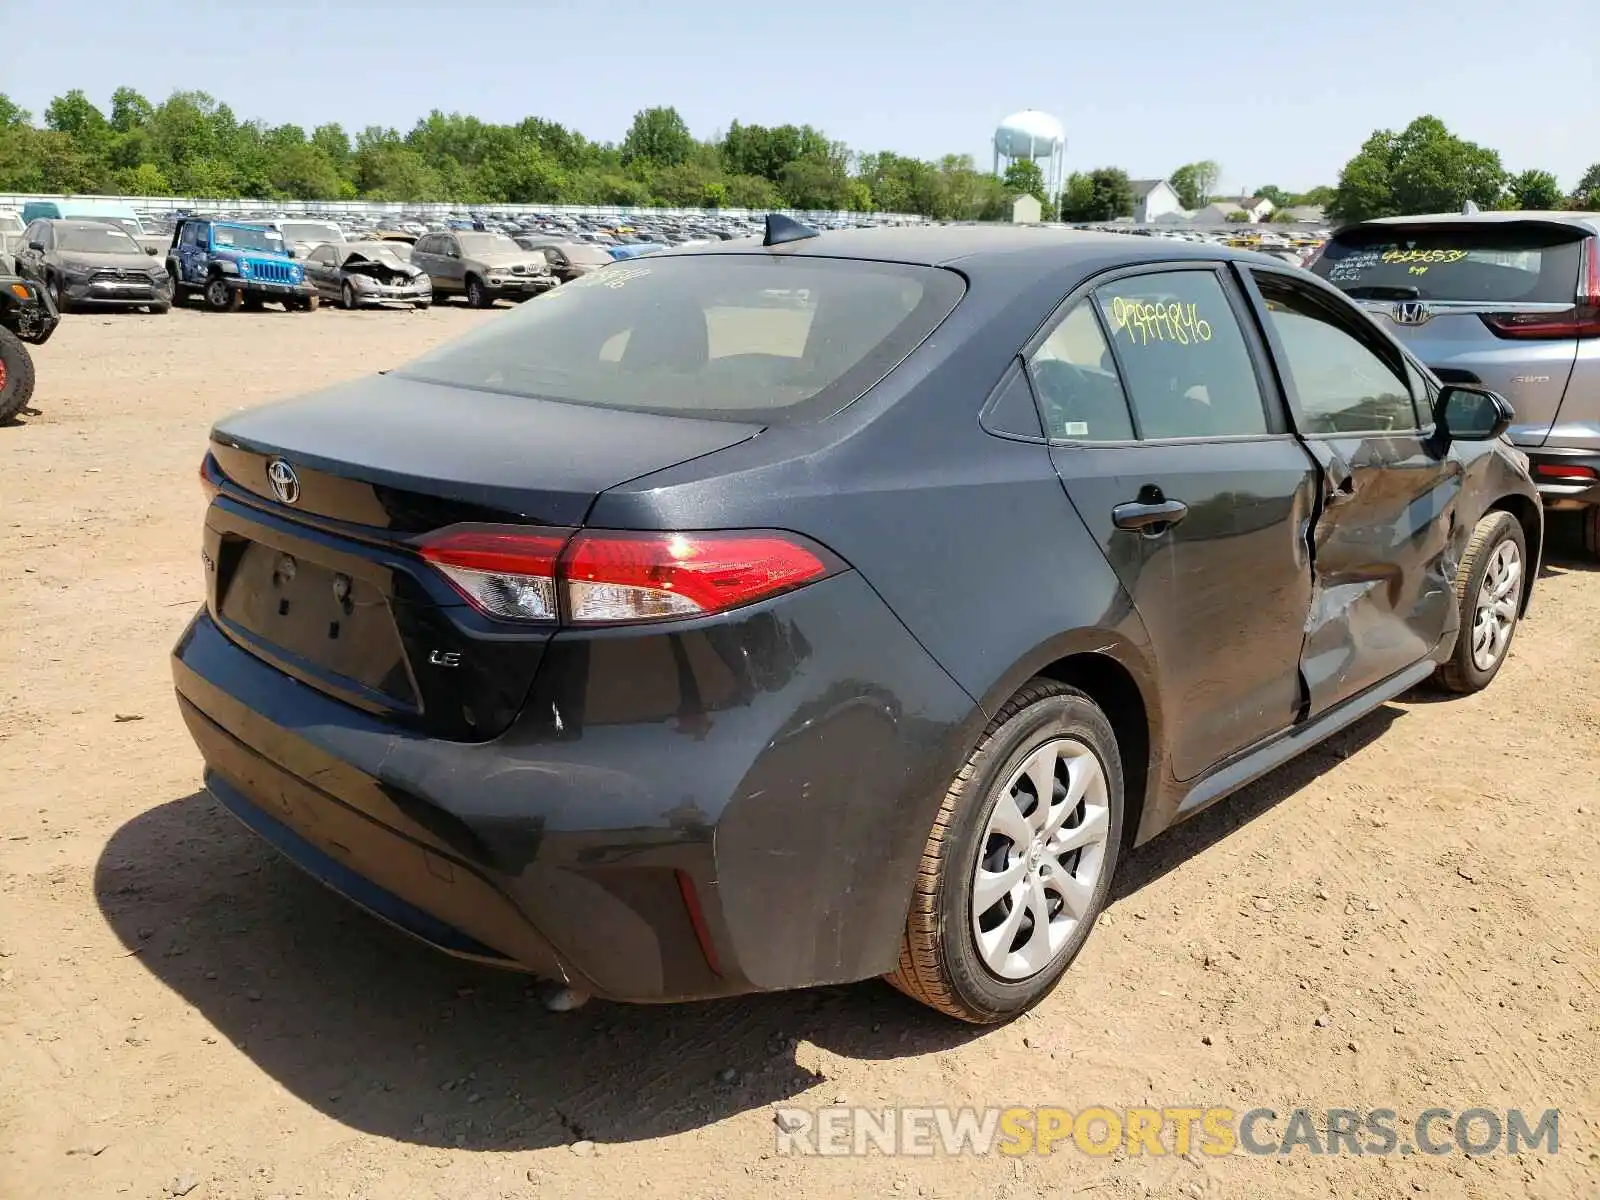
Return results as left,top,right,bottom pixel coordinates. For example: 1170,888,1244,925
971,738,1112,981
1470,540,1520,672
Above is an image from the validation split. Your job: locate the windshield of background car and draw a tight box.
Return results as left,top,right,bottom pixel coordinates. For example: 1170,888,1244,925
458,233,523,256
283,222,344,244
212,225,286,253
1312,223,1585,303
395,255,966,423
57,223,144,254
74,215,143,236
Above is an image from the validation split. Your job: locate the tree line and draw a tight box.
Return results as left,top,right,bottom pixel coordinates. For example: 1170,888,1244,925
0,91,1593,225
0,88,1055,218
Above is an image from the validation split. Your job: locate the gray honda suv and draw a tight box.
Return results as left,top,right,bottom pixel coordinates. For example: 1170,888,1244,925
1313,211,1599,554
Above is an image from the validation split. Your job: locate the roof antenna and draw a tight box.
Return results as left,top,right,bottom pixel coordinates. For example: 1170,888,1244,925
1461,199,1481,215
764,213,821,247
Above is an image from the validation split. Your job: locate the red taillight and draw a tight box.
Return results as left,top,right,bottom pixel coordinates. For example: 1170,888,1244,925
1533,463,1598,482
1481,235,1600,340
562,530,830,624
419,526,572,621
416,526,834,625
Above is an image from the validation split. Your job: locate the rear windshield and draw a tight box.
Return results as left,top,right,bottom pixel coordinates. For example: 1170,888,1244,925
394,254,965,423
1313,222,1585,303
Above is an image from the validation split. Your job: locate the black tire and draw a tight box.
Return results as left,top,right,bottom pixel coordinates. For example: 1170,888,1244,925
204,277,240,313
341,282,357,311
414,300,431,310
888,680,1124,1024
1582,507,1600,561
305,293,320,312
0,325,37,425
148,303,170,315
167,264,188,303
1433,510,1526,694
466,275,493,308
49,274,70,315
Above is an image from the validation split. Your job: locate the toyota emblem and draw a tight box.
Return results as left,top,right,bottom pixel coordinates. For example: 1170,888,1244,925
266,458,300,505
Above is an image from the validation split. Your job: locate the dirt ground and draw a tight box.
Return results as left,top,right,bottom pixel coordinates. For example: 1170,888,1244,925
1,306,1597,1200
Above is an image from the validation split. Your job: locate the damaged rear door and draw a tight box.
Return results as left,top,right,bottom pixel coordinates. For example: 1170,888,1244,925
1242,266,1460,715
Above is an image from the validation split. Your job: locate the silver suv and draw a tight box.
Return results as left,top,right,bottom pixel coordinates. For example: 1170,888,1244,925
1312,211,1599,555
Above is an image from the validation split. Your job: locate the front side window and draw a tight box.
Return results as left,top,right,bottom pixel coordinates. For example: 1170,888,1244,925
1253,272,1419,434
180,223,198,247
396,255,964,423
1095,270,1269,439
1027,300,1134,441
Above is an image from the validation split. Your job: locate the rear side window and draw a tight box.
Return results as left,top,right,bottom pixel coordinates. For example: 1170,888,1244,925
396,255,965,423
1095,271,1269,439
1312,222,1585,303
1027,301,1134,441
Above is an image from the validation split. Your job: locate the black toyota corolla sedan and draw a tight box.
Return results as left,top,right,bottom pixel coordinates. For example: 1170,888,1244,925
173,221,1540,1024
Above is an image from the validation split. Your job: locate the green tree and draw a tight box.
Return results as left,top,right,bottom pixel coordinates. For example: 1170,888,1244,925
1566,163,1600,210
1168,160,1220,209
1225,210,1250,223
620,106,693,168
1001,158,1047,203
1085,168,1135,221
1331,116,1506,222
109,87,154,133
1254,184,1291,207
1505,169,1562,211
1058,171,1096,221
1292,184,1335,208
0,94,30,129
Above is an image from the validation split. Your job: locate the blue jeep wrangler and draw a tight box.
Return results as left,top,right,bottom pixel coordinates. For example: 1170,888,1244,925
166,219,319,312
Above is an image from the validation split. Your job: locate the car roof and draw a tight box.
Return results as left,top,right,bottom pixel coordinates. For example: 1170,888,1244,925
662,224,1287,276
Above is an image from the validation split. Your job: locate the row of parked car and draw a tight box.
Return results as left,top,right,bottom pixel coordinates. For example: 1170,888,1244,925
0,212,645,315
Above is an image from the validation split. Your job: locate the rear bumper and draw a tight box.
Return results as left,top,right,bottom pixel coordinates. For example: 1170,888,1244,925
170,570,979,1003
1525,445,1600,509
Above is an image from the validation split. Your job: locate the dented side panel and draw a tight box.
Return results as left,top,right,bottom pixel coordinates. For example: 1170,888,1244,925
1297,434,1461,715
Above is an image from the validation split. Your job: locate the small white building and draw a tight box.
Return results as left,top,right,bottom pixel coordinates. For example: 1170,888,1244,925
1011,194,1043,224
1129,179,1185,223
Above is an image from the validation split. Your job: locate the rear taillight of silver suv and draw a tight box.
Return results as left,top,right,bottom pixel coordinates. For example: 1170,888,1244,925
1481,234,1600,340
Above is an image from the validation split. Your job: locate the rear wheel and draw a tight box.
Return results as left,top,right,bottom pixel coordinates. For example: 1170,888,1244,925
1582,507,1600,561
888,681,1123,1024
1434,510,1526,693
0,326,37,424
168,265,187,303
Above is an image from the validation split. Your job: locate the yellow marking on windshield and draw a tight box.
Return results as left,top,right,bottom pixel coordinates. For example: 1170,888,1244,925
1381,249,1468,265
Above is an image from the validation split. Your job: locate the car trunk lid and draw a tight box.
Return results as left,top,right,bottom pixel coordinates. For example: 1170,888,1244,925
204,373,761,740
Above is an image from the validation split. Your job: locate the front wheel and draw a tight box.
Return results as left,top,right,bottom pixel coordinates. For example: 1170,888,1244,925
341,282,357,311
49,275,71,315
466,276,493,309
1582,507,1599,561
0,325,37,424
204,278,241,312
888,681,1123,1023
1433,510,1526,693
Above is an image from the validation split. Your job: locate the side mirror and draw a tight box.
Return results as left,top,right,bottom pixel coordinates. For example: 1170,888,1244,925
1437,385,1514,442
28,241,43,252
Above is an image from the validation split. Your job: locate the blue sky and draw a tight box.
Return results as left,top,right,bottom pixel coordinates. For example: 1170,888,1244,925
10,0,1594,194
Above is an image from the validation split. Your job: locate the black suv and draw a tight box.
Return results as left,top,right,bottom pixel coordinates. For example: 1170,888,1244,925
174,225,1540,1023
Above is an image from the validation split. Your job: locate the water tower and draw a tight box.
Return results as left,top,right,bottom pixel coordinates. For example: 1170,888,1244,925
993,110,1066,203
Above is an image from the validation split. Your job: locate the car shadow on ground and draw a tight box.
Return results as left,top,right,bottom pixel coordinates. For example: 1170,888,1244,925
95,703,1397,1152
